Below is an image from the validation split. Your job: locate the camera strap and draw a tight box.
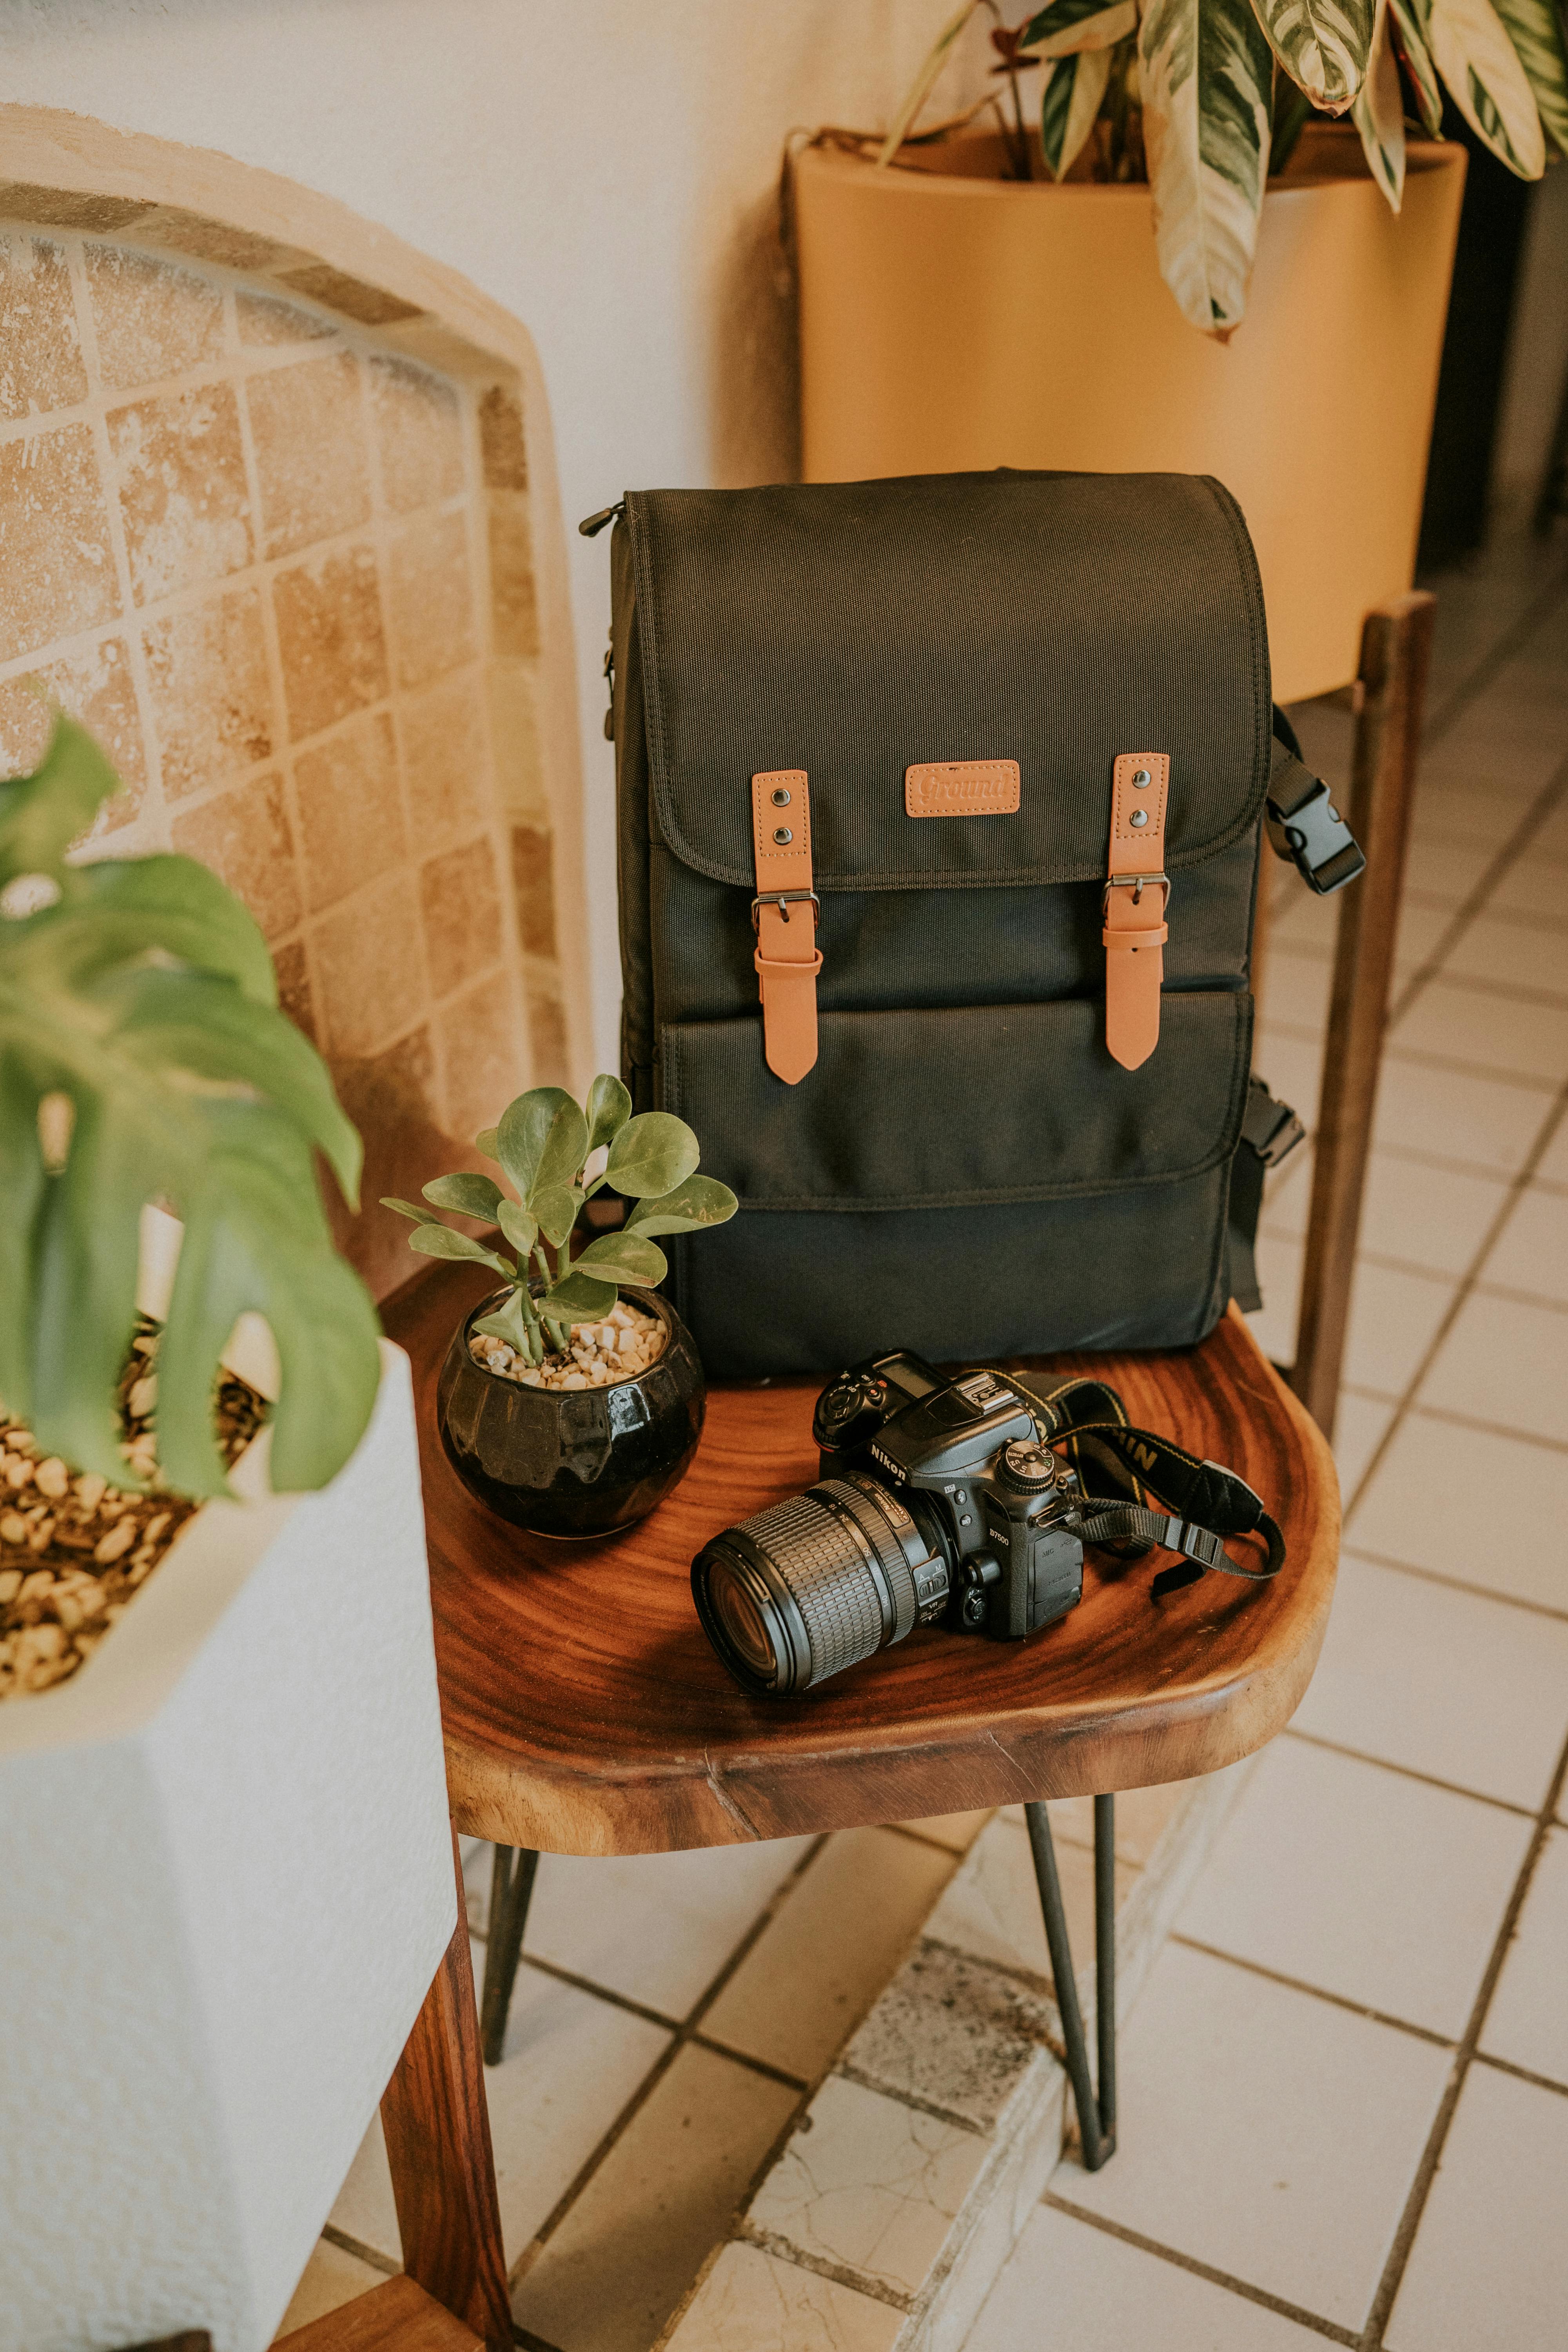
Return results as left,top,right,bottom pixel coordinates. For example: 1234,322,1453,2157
991,1371,1285,1597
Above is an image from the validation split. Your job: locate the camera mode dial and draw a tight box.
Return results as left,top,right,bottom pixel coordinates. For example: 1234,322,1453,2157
813,1373,885,1449
997,1439,1060,1494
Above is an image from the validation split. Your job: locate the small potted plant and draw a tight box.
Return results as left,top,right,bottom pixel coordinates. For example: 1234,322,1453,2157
386,1077,736,1538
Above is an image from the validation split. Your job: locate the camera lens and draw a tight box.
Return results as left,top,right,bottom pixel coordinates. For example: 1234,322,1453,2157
693,1475,947,1695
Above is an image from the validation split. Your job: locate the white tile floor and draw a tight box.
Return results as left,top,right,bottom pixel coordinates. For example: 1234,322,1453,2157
967,528,1568,2352
279,532,1568,2351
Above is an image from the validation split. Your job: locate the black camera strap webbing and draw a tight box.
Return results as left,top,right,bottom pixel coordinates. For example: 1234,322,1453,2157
1068,1422,1284,1595
990,1371,1285,1597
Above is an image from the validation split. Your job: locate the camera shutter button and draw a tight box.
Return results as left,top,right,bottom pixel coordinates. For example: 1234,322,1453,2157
998,1439,1060,1493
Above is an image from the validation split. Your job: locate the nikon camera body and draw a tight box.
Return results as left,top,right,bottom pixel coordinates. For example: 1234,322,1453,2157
692,1351,1086,1696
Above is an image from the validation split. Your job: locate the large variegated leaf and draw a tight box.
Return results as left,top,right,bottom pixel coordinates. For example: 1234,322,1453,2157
1041,46,1115,172
1490,0,1568,150
1389,0,1446,130
1429,0,1546,170
1140,0,1275,332
877,0,979,164
1249,0,1377,108
1021,0,1138,56
1354,0,1408,203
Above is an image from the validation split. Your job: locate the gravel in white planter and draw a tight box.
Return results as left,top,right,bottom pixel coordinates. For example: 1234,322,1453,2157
0,1312,452,2352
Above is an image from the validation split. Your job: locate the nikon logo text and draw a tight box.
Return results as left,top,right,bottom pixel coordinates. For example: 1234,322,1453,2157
905,760,1020,818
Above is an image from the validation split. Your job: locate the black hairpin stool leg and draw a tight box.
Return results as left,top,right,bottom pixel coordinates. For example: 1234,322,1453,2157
1024,1794,1117,2169
479,1843,539,2067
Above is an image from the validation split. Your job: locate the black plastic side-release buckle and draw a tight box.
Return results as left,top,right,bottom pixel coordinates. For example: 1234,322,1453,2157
1241,1074,1306,1169
1266,742,1366,896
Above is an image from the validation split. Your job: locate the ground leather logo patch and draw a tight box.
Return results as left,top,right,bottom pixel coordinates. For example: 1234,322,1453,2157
905,759,1021,817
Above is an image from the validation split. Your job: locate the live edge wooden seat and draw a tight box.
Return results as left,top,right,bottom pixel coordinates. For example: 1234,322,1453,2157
386,1276,1338,1862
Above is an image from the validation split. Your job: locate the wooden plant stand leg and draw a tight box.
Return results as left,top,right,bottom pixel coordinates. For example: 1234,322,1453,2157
1291,592,1436,1439
380,1826,512,2352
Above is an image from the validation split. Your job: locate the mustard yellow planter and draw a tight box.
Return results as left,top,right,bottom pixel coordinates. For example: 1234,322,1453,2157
797,125,1466,704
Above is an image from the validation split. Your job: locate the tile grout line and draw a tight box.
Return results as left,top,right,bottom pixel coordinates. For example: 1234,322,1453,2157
1469,2047,1568,2102
1169,1935,1459,2051
1341,1078,1568,1524
1041,2193,1359,2347
501,1832,833,2291
1419,557,1568,741
1281,1728,1539,1821
1356,1718,1568,2348
1386,755,1568,1030
1339,1546,1568,1623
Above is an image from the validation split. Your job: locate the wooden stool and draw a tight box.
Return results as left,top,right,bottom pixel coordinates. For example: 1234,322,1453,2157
382,1275,1338,2180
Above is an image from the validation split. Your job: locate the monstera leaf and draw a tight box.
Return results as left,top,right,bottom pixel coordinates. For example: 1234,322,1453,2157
1140,0,1275,334
0,716,380,1496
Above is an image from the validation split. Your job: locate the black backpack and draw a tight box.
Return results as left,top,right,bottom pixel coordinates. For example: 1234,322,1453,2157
594,471,1359,1380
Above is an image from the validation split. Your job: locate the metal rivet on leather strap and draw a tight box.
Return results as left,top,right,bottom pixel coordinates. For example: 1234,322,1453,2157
1129,808,1148,828
1132,769,1151,787
771,788,791,806
773,826,793,844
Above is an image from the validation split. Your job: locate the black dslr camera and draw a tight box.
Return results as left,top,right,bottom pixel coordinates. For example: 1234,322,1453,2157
692,1351,1090,1697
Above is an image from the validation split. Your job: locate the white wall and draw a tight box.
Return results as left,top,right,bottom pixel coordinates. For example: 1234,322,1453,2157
0,0,988,1071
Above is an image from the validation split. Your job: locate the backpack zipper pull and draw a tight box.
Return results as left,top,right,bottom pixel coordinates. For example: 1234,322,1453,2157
579,501,625,538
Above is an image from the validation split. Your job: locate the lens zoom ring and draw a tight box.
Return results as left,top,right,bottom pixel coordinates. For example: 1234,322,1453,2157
736,1493,885,1686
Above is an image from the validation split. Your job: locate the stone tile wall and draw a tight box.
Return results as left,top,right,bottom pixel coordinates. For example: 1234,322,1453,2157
0,217,566,1295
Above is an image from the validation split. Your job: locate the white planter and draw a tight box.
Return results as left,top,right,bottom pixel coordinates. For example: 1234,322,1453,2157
0,1336,454,2352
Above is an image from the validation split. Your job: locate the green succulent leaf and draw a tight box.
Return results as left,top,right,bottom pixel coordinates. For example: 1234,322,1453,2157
1040,45,1114,172
1490,0,1568,149
540,1269,617,1322
1353,0,1408,205
605,1111,701,1201
1388,0,1447,127
497,1085,589,1212
1020,0,1137,55
532,1184,582,1249
571,1233,669,1287
1140,0,1275,332
474,1125,500,1159
1426,0,1546,171
625,1174,739,1238
1249,0,1377,109
473,1289,534,1355
423,1171,505,1220
383,1195,445,1224
497,1198,539,1257
2,722,380,1489
405,1224,515,1276
586,1071,633,1154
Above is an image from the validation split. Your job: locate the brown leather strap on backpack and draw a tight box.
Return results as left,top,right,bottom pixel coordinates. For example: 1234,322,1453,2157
751,770,822,1083
1103,752,1170,1071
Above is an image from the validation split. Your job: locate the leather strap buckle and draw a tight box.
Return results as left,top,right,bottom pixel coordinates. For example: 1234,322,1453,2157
1104,754,1171,1071
751,770,820,1084
1102,873,1169,913
750,891,821,932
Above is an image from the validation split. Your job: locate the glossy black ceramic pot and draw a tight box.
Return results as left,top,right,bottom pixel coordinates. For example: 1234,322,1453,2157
436,1286,706,1539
